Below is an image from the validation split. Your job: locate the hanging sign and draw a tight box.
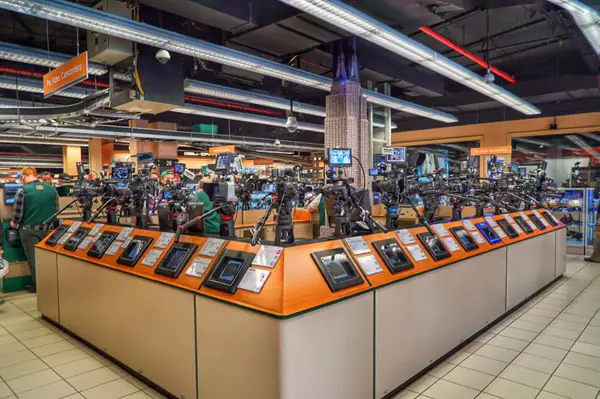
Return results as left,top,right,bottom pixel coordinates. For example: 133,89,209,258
470,146,512,156
44,52,89,98
209,145,235,155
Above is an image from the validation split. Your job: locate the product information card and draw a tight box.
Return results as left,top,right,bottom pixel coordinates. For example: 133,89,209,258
238,268,271,293
116,227,134,241
462,220,476,231
397,230,416,245
185,257,211,278
252,245,283,268
141,249,163,267
199,238,225,257
432,224,450,237
443,237,461,252
357,255,383,275
406,244,427,262
471,231,486,245
344,237,371,255
88,223,104,236
105,241,123,256
78,237,93,250
67,221,82,233
154,232,175,249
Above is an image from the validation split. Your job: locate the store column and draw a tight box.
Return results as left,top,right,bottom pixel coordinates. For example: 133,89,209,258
88,139,114,176
129,121,178,163
62,146,82,177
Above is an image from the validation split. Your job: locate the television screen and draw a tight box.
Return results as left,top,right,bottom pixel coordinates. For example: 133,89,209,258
328,148,352,167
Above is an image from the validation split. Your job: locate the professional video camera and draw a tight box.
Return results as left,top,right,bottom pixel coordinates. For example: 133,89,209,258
250,166,304,246
157,166,205,232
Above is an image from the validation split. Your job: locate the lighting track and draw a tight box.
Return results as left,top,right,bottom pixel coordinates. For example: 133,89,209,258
0,0,456,123
547,0,600,56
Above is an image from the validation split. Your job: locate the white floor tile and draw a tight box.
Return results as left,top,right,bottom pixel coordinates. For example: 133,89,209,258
66,366,120,391
121,393,152,399
4,320,43,334
523,343,568,361
442,366,494,390
30,340,75,357
142,389,169,399
554,363,600,388
0,359,48,380
0,382,13,399
537,392,574,399
572,341,600,358
557,313,593,324
543,326,584,340
579,332,600,346
460,354,508,376
474,333,495,344
483,377,539,399
533,333,575,350
426,362,455,378
528,307,560,318
12,327,52,341
0,350,36,369
5,368,61,393
474,344,520,363
42,347,88,367
563,351,600,372
21,333,64,349
423,379,479,399
0,342,27,357
544,375,599,399
80,378,138,399
53,356,104,379
511,353,560,374
550,319,587,333
498,326,538,342
487,335,529,351
446,351,470,365
16,380,77,399
510,319,547,333
519,313,553,325
123,374,148,390
498,364,550,389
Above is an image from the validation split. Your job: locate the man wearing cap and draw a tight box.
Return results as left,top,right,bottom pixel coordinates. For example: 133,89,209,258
10,167,59,293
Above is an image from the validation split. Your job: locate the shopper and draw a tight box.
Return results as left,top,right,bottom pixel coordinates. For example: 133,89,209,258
10,167,60,293
196,181,221,235
41,172,52,184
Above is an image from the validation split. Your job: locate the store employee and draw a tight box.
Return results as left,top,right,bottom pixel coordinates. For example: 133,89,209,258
196,181,221,235
10,167,60,292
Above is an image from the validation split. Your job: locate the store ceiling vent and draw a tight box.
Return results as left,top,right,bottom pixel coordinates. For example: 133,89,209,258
87,0,133,65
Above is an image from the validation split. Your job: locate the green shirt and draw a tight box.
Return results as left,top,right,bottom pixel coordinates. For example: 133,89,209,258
196,190,221,234
20,181,59,226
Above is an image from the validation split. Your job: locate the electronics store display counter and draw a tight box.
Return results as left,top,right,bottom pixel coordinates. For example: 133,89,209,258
35,210,567,399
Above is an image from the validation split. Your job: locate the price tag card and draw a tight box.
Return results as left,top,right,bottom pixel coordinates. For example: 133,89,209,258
77,237,93,250
519,212,531,221
344,237,371,255
238,268,271,293
121,236,133,249
67,221,82,233
252,245,283,268
57,233,72,246
511,223,524,235
462,220,476,231
397,230,416,245
471,231,486,245
432,224,450,237
92,234,101,243
105,241,123,256
116,227,134,241
442,237,461,252
88,223,104,236
357,255,383,275
533,211,550,227
406,244,427,262
485,216,498,227
548,213,560,224
504,215,515,224
492,226,507,239
154,232,175,249
185,257,211,278
199,238,225,257
527,220,538,231
142,249,163,267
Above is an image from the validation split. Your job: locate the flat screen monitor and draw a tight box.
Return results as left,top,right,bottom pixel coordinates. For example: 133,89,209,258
117,236,153,266
112,167,129,180
311,248,364,291
541,211,559,227
174,163,186,174
497,219,519,238
46,226,68,247
528,214,547,230
87,231,118,258
63,227,91,251
3,183,22,206
385,147,407,164
137,152,154,164
204,249,255,293
417,232,451,261
328,148,352,168
450,226,479,252
372,238,413,274
476,222,502,245
369,169,379,177
155,243,197,278
514,216,534,234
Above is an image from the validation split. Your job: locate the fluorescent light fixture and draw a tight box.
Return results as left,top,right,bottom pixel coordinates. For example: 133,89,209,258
277,0,541,116
173,104,325,133
0,0,457,123
547,0,600,55
0,75,90,99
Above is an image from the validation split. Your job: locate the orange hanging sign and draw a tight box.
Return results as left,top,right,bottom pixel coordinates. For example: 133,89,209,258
43,52,89,98
253,158,274,166
470,146,512,156
209,145,236,155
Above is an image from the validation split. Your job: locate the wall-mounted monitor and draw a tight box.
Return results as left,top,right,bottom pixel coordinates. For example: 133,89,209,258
497,219,519,239
117,236,153,267
417,232,451,261
204,249,255,293
328,148,352,168
528,214,547,230
87,231,118,258
311,248,364,292
372,238,413,274
63,227,91,251
475,222,502,245
385,147,407,165
45,226,69,247
513,216,534,234
155,242,198,278
450,226,479,252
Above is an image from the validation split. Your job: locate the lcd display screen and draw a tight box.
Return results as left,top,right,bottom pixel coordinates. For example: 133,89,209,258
121,240,144,262
385,147,407,164
162,248,189,271
328,148,352,167
373,239,413,273
417,232,451,261
450,227,479,251
204,249,255,293
369,169,379,176
476,222,502,244
541,211,558,227
174,163,186,174
112,168,129,180
88,232,117,258
320,253,356,282
3,183,22,206
514,216,534,234
497,219,519,238
529,214,547,230
311,248,364,292
218,257,245,282
46,226,68,247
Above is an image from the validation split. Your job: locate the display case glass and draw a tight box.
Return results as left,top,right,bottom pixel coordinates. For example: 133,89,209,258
549,188,585,254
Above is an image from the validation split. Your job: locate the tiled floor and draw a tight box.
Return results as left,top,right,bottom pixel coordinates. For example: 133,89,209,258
395,254,600,399
0,294,168,398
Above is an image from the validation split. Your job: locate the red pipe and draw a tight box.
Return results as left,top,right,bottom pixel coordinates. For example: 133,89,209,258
184,96,284,117
0,66,111,88
419,26,516,84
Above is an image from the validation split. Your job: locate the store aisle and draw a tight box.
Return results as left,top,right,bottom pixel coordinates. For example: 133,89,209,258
0,294,167,398
395,254,600,399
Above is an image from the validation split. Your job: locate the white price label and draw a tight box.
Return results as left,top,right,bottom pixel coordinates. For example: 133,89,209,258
462,220,476,231
442,237,461,252
406,244,427,262
397,230,416,245
492,226,507,239
519,212,531,221
432,224,450,237
485,216,498,227
357,255,383,276
238,268,271,293
105,240,123,256
116,227,134,241
57,233,72,246
511,223,524,235
121,236,133,249
185,257,211,278
67,221,82,233
344,237,371,255
77,237,93,250
199,238,225,257
534,212,550,227
88,223,104,236
471,231,486,245
154,232,175,249
252,245,283,268
142,249,164,267
527,220,538,231
504,215,515,224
